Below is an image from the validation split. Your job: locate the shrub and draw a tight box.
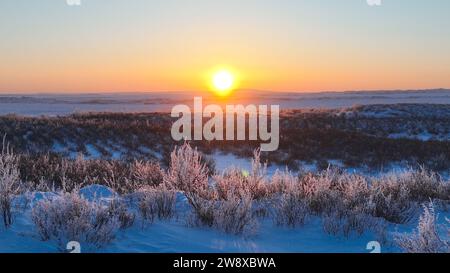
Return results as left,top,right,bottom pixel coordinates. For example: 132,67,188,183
163,143,215,225
214,149,268,200
298,169,343,215
215,168,247,200
274,192,308,228
246,149,269,199
270,170,308,227
395,202,448,253
214,190,258,236
130,160,164,188
107,199,135,229
268,169,298,194
31,192,120,251
186,197,216,228
0,141,21,228
370,168,447,224
322,209,373,238
138,186,176,224
370,173,417,224
400,167,447,202
18,154,165,194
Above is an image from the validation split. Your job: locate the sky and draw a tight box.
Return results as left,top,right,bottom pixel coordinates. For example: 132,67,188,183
0,0,450,93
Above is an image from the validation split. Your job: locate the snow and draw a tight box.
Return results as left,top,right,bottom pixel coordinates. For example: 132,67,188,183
212,155,430,180
0,90,448,116
79,184,118,201
1,182,448,253
105,218,387,253
389,132,435,141
0,196,394,253
85,144,102,159
0,212,58,253
29,192,59,203
212,152,280,177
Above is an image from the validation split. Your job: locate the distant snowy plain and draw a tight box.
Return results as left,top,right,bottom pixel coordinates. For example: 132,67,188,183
0,89,448,116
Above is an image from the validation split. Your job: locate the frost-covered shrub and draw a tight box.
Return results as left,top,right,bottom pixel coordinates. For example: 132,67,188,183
214,190,258,236
163,143,209,194
299,168,371,209
370,168,447,224
395,203,448,253
447,218,450,236
270,170,308,227
302,186,345,216
297,168,337,214
163,143,215,225
105,161,164,194
322,209,373,237
371,174,417,224
31,192,120,251
400,167,447,202
246,149,269,199
321,214,338,236
282,168,377,236
215,168,248,200
138,186,176,224
19,154,166,194
268,169,298,194
201,153,217,176
370,190,415,224
130,160,164,188
107,199,135,229
0,142,21,228
214,150,268,200
186,197,216,227
274,192,308,228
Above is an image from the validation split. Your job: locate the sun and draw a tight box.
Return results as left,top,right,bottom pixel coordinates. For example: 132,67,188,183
212,70,235,97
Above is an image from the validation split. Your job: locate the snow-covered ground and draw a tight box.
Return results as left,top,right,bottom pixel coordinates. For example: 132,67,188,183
212,153,450,180
2,184,445,254
0,211,386,253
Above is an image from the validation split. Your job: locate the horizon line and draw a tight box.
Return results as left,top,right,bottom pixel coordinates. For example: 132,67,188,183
0,87,449,96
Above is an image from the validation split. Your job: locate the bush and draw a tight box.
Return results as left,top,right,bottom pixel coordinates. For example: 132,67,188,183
130,160,164,188
246,149,269,199
268,169,298,194
298,168,336,214
395,202,449,253
31,192,121,251
322,210,373,238
185,197,216,228
370,173,417,224
0,141,21,228
400,167,447,202
214,150,268,200
370,168,447,225
215,168,248,200
274,192,308,228
163,143,215,225
107,199,135,229
138,186,176,224
18,154,165,194
214,190,258,236
270,170,308,227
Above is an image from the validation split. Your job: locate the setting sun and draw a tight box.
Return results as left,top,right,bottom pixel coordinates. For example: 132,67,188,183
212,70,235,97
